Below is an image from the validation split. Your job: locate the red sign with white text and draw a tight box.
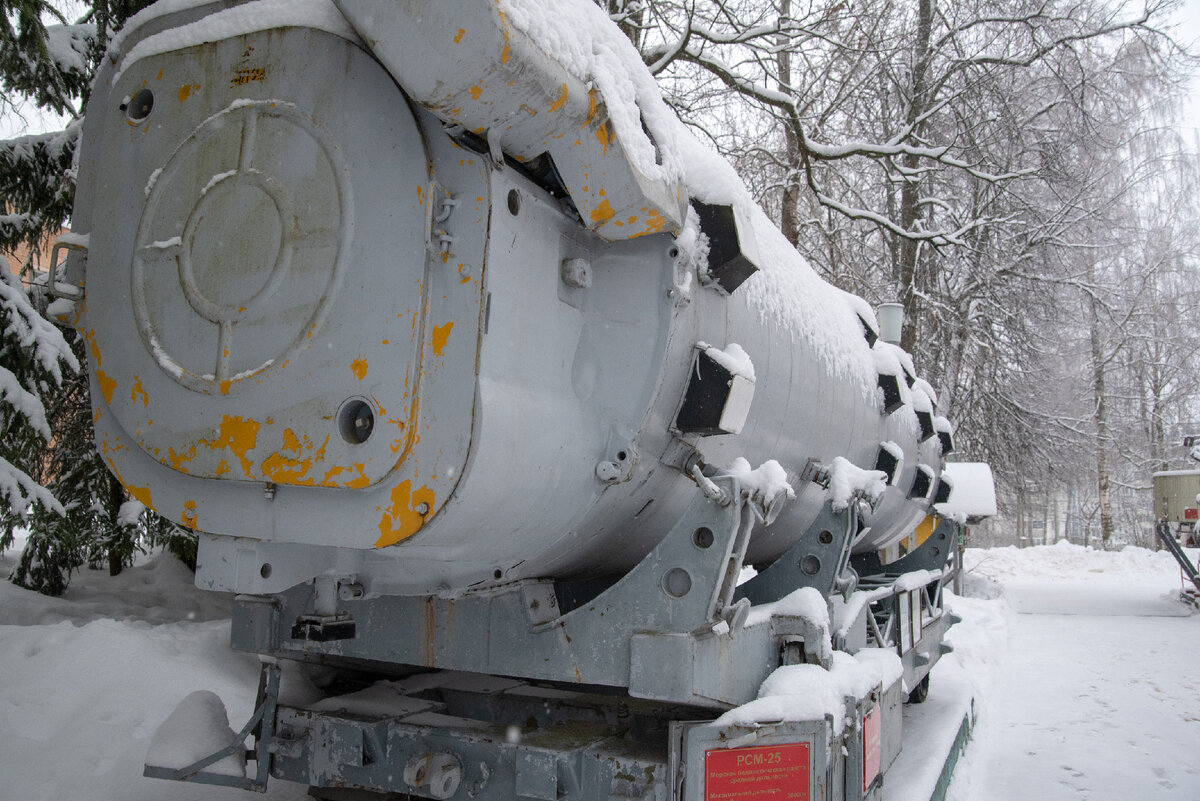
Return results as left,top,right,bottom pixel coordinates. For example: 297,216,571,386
704,742,811,801
863,705,882,791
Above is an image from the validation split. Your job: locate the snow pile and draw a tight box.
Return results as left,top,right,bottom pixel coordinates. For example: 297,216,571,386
0,538,309,799
500,0,685,189
716,649,901,738
828,456,887,512
724,457,794,523
936,462,996,521
963,539,1187,584
114,0,360,84
145,690,245,776
117,500,147,527
697,341,755,381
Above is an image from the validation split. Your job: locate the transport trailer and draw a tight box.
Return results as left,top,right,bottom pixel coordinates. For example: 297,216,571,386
61,0,979,798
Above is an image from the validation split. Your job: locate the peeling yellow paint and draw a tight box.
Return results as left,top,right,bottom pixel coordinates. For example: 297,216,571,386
130,376,149,406
219,379,232,395
431,322,454,356
548,83,568,112
589,198,616,225
97,369,117,405
181,500,198,530
470,84,483,100
351,356,369,380
497,6,512,64
178,83,200,102
630,208,667,238
261,430,330,486
167,415,261,478
128,484,152,508
375,480,435,547
453,28,465,43
322,462,370,489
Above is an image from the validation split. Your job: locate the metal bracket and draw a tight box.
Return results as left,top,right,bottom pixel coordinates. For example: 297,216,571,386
144,660,280,791
48,239,88,300
736,500,859,605
424,180,457,254
851,516,959,579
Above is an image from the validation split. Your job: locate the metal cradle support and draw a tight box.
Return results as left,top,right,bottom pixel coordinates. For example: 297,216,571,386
143,660,280,792
231,477,829,708
735,500,860,605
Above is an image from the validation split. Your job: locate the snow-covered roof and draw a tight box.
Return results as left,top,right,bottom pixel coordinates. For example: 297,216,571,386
936,462,997,521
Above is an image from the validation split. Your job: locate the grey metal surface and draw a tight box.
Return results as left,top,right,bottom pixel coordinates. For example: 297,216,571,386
736,501,859,605
852,517,958,579
230,481,827,708
73,0,956,600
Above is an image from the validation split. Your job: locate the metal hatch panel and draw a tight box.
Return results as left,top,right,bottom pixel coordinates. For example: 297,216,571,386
82,23,482,547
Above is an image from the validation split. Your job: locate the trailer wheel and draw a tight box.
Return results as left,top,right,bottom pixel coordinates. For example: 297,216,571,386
906,674,930,704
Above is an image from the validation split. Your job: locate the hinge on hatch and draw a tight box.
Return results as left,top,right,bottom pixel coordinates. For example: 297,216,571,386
424,180,458,255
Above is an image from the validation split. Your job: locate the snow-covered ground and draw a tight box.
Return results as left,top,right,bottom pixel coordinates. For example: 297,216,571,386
1,536,1197,800
945,541,1200,800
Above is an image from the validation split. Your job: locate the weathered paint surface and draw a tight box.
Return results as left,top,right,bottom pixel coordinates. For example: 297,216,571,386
130,377,149,406
261,429,331,485
431,322,454,357
375,480,436,547
548,83,568,112
181,499,198,530
168,415,261,478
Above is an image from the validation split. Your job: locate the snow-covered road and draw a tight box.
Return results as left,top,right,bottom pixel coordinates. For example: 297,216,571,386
947,545,1200,800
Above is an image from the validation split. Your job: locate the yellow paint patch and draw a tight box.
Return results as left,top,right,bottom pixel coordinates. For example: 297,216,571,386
128,484,152,508
375,481,435,547
431,322,454,356
130,377,149,406
548,83,568,112
231,67,265,86
181,500,198,530
97,369,117,405
589,198,616,225
219,379,232,395
453,28,465,43
178,84,199,102
470,85,483,100
595,123,612,155
261,430,330,486
322,463,370,489
630,208,667,238
497,7,512,64
584,90,598,126
351,356,369,380
168,415,261,478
